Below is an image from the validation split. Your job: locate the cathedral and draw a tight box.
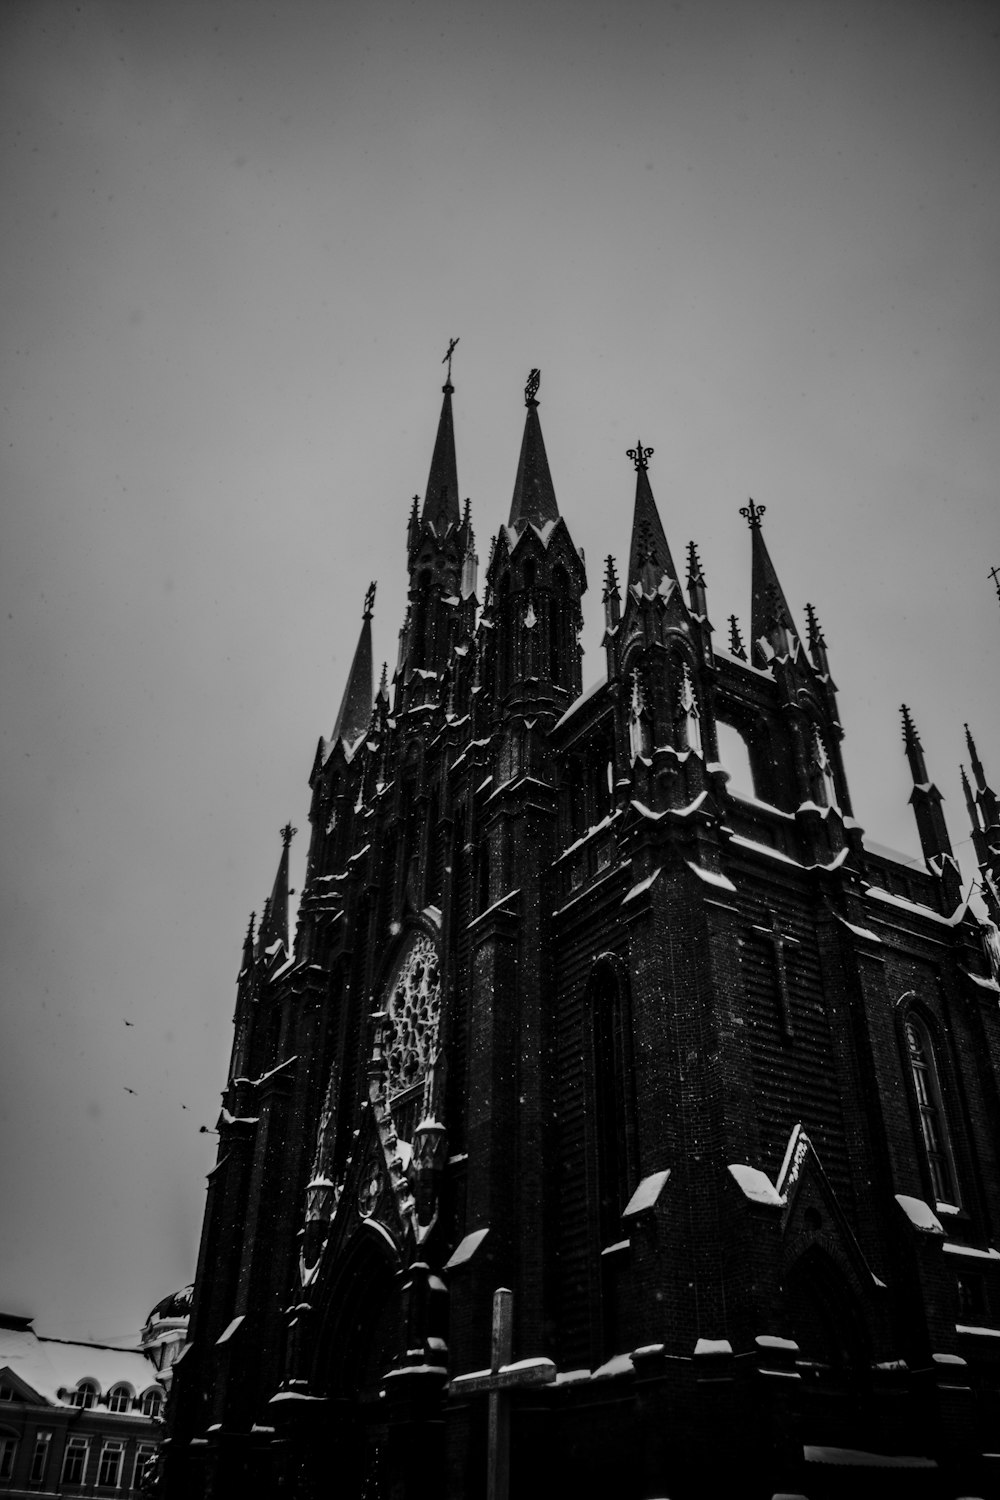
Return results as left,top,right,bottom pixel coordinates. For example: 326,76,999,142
165,362,1000,1500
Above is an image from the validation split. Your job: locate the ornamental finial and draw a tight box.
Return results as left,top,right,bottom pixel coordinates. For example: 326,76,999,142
363,580,377,619
280,822,298,849
442,336,459,387
728,614,747,660
525,368,540,406
627,439,654,473
740,497,766,530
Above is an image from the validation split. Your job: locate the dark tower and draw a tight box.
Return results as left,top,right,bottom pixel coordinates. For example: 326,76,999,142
167,363,1000,1500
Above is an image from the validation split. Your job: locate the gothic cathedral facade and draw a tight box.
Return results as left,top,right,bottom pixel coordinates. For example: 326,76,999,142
165,369,1000,1499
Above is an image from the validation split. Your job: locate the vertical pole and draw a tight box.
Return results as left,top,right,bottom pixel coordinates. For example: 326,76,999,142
486,1288,513,1500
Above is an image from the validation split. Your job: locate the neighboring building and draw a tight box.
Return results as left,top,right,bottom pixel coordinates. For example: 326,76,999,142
0,1312,165,1496
166,367,1000,1498
140,1288,192,1396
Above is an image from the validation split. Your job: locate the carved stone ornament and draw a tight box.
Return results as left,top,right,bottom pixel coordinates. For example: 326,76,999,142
383,933,441,1100
357,1154,384,1219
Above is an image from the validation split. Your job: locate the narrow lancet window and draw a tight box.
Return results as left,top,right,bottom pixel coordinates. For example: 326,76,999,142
678,663,702,756
905,1017,958,1205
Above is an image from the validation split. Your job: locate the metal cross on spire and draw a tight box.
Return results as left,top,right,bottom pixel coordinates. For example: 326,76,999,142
280,822,298,849
363,580,377,619
442,336,459,385
990,564,1000,606
627,440,654,472
524,368,541,405
740,497,766,529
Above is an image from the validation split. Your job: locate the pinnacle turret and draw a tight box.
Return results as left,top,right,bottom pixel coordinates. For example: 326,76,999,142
901,703,929,787
742,499,798,665
330,585,376,751
728,615,747,661
508,369,559,529
899,705,961,906
686,540,708,618
626,442,678,592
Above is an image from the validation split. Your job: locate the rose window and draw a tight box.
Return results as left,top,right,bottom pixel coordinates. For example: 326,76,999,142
383,935,441,1101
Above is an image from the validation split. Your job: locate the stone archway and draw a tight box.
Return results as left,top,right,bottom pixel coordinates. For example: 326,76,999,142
313,1231,402,1498
785,1244,873,1449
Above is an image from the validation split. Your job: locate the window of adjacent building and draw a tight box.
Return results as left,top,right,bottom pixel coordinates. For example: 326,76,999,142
29,1431,51,1485
140,1387,163,1419
97,1438,125,1488
132,1443,156,1490
107,1383,132,1413
905,1016,958,1206
0,1382,15,1401
61,1435,89,1484
71,1379,98,1409
0,1434,16,1481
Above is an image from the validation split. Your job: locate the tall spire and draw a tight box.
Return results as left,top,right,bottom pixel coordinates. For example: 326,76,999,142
258,824,296,953
965,723,1000,836
742,499,798,664
421,344,461,533
626,442,679,591
331,584,376,749
508,369,559,528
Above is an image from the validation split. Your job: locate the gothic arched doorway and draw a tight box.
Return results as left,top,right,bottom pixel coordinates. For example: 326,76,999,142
785,1245,873,1448
314,1230,402,1498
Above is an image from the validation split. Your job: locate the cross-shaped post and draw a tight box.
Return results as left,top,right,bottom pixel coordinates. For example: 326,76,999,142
990,564,1000,606
752,913,800,1040
487,1287,512,1500
448,1287,555,1500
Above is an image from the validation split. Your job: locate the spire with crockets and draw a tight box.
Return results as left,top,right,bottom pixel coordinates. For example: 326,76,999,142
900,705,962,909
962,723,1000,924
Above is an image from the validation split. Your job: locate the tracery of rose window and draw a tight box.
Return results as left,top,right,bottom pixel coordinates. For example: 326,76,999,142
383,934,441,1101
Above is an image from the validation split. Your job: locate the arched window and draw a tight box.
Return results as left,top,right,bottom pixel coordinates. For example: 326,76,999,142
905,1016,958,1206
550,565,570,684
677,662,702,756
628,669,651,762
592,966,633,1246
0,1434,17,1483
71,1380,98,1409
140,1386,164,1419
106,1384,131,1413
715,720,756,799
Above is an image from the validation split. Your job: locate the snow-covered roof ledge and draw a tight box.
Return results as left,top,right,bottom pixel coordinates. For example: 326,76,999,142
444,1226,489,1270
623,1169,670,1217
693,1337,733,1357
728,1163,785,1207
894,1194,944,1234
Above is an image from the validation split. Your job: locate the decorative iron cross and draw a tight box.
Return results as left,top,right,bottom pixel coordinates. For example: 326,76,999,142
752,913,799,1040
524,368,540,405
627,440,654,472
280,822,297,848
363,580,377,619
990,564,1000,603
443,336,459,383
740,497,766,529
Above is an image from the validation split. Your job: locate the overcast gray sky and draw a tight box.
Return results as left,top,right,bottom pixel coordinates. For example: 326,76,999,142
1,0,998,1343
